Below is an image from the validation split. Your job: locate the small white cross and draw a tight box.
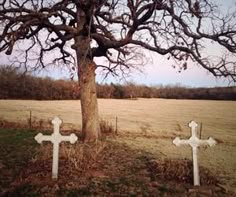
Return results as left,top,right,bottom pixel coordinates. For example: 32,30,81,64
173,120,216,186
34,116,78,179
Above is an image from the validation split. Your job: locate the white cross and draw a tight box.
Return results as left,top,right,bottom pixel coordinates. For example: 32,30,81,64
173,120,216,186
34,116,78,179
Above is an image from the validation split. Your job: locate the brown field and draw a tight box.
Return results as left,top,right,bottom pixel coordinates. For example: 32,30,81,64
0,99,236,192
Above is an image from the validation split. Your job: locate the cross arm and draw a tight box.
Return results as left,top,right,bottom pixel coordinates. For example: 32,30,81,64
198,137,217,147
34,133,54,144
173,137,190,146
57,133,78,144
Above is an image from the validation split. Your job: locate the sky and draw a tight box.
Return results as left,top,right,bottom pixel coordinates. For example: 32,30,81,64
0,0,235,88
24,50,231,88
96,0,236,87
94,54,231,87
0,47,232,87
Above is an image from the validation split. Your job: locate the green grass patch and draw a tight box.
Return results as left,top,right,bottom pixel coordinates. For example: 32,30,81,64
0,128,38,167
0,128,38,193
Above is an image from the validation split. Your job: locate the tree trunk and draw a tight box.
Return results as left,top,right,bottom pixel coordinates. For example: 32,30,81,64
74,5,100,142
78,58,101,143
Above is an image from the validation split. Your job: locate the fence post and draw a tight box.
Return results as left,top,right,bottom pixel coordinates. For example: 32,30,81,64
199,122,202,139
115,116,118,135
29,110,32,129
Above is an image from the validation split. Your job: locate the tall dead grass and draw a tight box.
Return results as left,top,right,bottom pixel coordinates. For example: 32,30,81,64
33,141,107,176
100,119,116,135
0,117,51,130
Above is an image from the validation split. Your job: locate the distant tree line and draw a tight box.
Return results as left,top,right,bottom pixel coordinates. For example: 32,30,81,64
97,83,236,100
0,66,79,100
0,66,236,100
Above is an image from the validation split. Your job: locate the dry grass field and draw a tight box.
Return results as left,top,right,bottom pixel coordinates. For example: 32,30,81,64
0,98,236,193
0,99,235,141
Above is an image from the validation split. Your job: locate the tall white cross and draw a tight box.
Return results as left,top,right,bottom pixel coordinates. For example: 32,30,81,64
34,116,78,179
173,120,216,186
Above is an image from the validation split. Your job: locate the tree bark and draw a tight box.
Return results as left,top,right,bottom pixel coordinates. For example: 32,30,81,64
78,58,101,143
73,5,101,143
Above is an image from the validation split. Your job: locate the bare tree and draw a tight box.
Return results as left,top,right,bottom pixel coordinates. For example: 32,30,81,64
0,0,236,142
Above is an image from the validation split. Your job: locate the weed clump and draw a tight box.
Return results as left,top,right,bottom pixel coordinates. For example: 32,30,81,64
29,140,107,178
147,159,219,185
100,119,115,135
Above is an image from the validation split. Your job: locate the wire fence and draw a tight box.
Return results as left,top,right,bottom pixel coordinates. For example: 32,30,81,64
0,108,119,134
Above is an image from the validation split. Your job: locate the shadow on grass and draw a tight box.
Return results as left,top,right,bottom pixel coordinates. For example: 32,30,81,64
0,128,230,196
